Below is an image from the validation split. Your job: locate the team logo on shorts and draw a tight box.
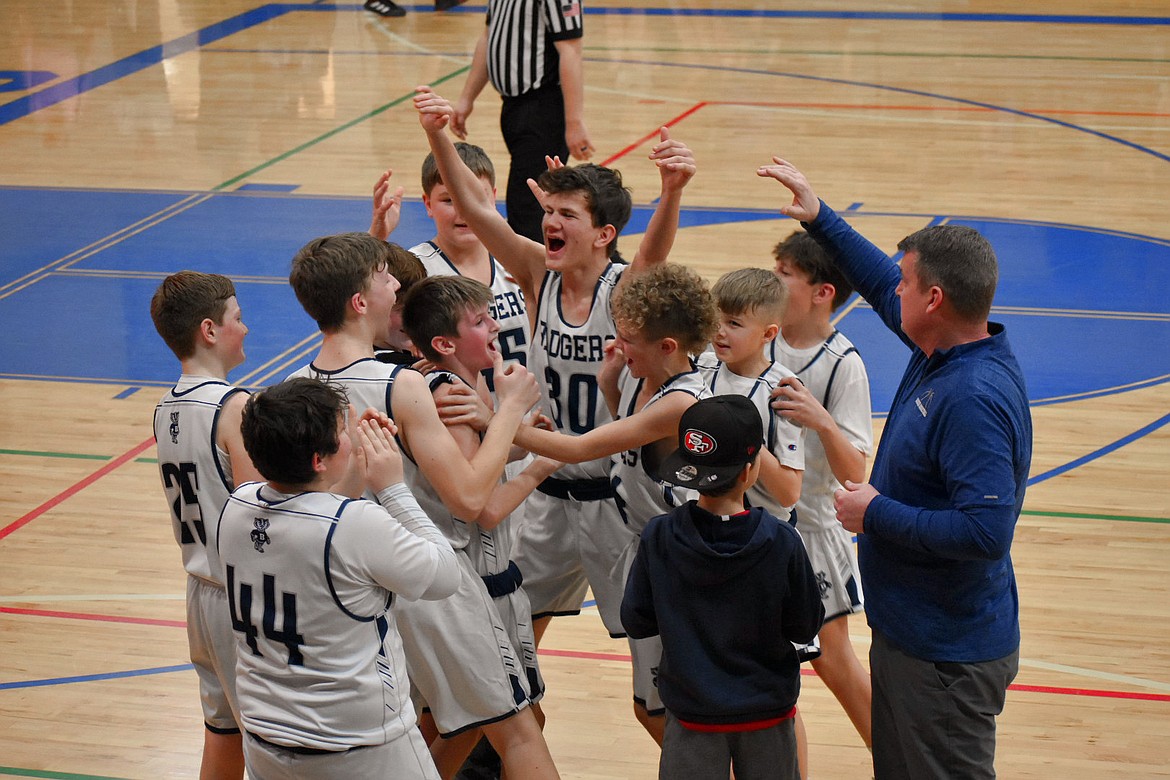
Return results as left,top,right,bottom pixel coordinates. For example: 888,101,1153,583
815,570,831,597
250,518,271,552
169,411,180,444
682,428,716,455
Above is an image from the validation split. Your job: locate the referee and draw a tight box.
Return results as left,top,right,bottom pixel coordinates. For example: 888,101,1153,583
452,0,594,243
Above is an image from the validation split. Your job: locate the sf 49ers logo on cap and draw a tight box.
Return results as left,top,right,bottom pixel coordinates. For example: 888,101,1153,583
683,429,716,455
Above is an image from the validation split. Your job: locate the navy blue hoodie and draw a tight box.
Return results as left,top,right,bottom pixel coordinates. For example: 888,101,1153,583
621,502,824,725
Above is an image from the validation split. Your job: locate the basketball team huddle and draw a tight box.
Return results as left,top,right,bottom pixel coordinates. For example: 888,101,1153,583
151,84,1030,780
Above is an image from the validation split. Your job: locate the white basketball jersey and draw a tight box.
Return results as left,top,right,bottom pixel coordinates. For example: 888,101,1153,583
153,375,247,584
527,264,624,480
771,332,872,532
696,352,806,519
610,368,709,535
218,484,443,750
286,358,417,501
412,241,530,384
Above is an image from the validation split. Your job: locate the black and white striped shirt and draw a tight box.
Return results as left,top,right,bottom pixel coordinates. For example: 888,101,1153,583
486,0,584,97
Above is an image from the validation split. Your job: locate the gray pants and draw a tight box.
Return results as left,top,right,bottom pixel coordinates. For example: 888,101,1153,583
658,710,798,780
870,630,1019,780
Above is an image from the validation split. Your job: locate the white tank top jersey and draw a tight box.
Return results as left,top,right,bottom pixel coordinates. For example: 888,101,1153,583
286,359,468,545
153,375,246,584
696,351,806,519
770,332,873,533
217,483,449,751
610,367,709,535
526,264,625,480
412,240,530,377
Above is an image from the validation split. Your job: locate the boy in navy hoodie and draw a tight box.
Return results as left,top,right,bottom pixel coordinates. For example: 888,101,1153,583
621,395,824,780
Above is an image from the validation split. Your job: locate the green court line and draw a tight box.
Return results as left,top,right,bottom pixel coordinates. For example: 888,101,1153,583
0,768,128,780
0,449,108,461
1021,509,1170,525
212,66,468,192
585,45,1170,65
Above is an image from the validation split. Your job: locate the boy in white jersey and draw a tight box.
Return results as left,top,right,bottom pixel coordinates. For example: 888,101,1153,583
218,377,460,778
370,145,530,382
697,268,806,517
413,86,696,665
285,233,557,779
400,275,562,775
150,270,263,780
768,230,874,759
511,263,718,744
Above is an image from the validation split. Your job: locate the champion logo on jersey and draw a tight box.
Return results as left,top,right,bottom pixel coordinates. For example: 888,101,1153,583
915,388,935,417
251,518,271,552
561,0,580,17
168,411,180,443
683,429,717,455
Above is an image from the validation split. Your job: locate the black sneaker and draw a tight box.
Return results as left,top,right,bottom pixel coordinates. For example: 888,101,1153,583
364,0,407,17
434,0,467,9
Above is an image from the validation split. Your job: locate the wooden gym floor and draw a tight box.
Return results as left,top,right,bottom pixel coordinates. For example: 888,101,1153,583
1,2,1168,777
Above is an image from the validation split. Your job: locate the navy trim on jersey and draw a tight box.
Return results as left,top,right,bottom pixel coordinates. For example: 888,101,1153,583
549,263,623,326
324,498,381,622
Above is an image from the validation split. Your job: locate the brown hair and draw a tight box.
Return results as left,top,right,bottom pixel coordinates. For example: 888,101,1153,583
150,271,236,359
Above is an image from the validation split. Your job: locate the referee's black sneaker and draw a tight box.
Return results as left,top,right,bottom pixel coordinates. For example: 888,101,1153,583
364,0,407,17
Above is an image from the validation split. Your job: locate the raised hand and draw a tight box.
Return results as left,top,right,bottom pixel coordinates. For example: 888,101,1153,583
414,85,455,134
649,126,696,193
756,156,821,222
369,169,405,241
359,415,404,493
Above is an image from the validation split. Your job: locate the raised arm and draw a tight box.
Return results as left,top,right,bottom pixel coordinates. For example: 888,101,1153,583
415,86,547,297
368,168,404,241
757,156,908,345
627,127,696,277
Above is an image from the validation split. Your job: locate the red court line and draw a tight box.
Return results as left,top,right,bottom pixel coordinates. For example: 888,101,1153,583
0,606,186,628
601,102,708,167
6,606,1169,703
704,100,1170,118
0,436,156,541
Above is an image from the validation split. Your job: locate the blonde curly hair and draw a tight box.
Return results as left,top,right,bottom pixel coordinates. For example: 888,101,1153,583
612,263,717,356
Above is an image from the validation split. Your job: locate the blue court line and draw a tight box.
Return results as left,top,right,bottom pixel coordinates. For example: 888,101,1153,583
1027,413,1170,486
0,4,294,126
0,663,193,691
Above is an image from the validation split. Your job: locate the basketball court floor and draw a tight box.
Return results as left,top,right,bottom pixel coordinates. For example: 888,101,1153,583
1,2,1168,777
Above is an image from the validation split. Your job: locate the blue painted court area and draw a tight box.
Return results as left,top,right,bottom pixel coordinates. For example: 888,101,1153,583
0,186,1167,410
